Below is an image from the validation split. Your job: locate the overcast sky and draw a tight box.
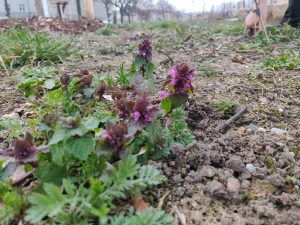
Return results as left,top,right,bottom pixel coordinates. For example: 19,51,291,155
166,0,239,12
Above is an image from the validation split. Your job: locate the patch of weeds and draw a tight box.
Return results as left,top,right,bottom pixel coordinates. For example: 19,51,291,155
236,43,253,52
217,99,235,119
290,146,300,160
0,117,22,141
263,51,300,71
252,24,300,47
122,23,140,31
0,28,76,69
0,39,199,225
261,155,275,169
98,26,119,36
0,181,24,225
103,74,115,87
240,192,254,203
147,20,187,31
199,66,217,77
18,66,59,97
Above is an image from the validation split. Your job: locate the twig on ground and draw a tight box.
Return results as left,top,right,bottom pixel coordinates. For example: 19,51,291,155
216,107,247,133
13,171,34,186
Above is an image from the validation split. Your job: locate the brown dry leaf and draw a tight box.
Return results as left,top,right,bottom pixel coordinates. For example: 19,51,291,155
132,196,148,212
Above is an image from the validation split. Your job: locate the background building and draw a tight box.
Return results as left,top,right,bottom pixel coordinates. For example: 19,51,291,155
0,0,36,17
0,0,108,21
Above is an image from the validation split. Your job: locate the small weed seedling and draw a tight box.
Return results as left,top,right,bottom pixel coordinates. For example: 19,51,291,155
218,99,235,119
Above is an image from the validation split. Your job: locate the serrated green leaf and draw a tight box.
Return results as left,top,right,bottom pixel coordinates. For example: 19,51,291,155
34,162,66,185
65,136,95,160
83,117,100,130
26,183,66,223
49,129,70,145
51,144,64,166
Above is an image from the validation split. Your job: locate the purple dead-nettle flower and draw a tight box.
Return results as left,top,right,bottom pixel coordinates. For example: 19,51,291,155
14,133,37,163
60,72,70,90
137,40,152,62
96,82,106,99
102,123,130,152
131,97,156,123
160,63,195,99
80,69,89,76
115,98,134,119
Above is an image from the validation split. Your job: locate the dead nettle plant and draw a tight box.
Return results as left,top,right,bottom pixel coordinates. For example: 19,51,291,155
160,63,195,113
0,39,197,225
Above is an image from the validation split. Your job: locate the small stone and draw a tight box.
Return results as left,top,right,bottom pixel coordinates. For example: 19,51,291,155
206,180,223,194
278,108,284,113
175,187,185,197
227,177,240,193
254,167,268,179
270,128,286,135
257,127,267,133
225,157,245,173
199,166,216,178
246,123,260,131
246,163,256,173
238,127,246,135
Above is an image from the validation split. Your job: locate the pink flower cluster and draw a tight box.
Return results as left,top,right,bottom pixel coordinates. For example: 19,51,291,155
137,40,152,62
160,63,195,100
131,97,156,124
14,136,37,163
102,123,130,152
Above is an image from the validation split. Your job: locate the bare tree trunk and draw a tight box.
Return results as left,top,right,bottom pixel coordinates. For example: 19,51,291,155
4,0,10,17
120,8,124,23
104,2,110,23
57,3,62,19
84,0,95,20
77,0,82,17
35,0,44,17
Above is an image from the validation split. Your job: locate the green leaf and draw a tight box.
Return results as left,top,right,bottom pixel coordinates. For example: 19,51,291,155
34,162,66,185
51,144,64,166
0,162,18,181
83,117,100,130
161,98,172,113
24,164,33,172
44,79,56,89
145,63,154,80
63,179,76,197
82,87,94,98
65,136,95,160
169,94,188,109
49,129,70,145
43,89,66,106
26,183,66,223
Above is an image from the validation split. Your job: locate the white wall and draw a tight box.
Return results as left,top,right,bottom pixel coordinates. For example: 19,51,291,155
0,0,36,17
